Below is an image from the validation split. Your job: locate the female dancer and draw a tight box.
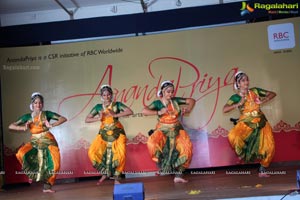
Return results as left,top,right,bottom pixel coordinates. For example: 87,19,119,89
142,80,195,183
223,71,276,177
9,92,67,192
85,85,133,185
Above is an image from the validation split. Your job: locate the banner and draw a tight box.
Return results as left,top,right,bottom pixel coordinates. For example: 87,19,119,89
1,17,300,183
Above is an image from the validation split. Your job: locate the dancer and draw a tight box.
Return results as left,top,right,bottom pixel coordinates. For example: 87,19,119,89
223,71,276,177
142,80,195,183
9,92,67,192
85,85,133,185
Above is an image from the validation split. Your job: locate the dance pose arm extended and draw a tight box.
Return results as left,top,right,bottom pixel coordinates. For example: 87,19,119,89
9,114,31,131
223,71,276,178
8,92,67,193
85,103,133,123
142,102,161,116
9,111,67,131
180,98,195,115
223,88,276,113
142,97,195,116
85,105,103,123
44,111,67,128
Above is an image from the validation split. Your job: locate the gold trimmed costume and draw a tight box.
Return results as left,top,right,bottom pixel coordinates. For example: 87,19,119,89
15,111,61,189
226,87,275,167
146,97,193,175
88,102,128,178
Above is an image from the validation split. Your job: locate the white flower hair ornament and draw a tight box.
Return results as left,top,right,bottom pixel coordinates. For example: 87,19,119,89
157,80,174,97
30,92,43,111
234,71,246,90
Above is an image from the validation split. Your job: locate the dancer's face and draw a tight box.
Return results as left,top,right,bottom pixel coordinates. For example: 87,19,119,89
32,97,43,112
163,86,174,100
101,90,112,102
238,75,249,90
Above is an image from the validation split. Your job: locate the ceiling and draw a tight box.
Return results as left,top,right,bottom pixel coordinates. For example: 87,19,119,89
0,0,125,14
0,0,243,27
0,0,241,15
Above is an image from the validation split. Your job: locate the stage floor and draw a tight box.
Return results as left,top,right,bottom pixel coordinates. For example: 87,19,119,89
1,164,299,200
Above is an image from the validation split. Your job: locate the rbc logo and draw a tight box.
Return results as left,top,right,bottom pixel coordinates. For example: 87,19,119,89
273,32,289,41
268,23,295,50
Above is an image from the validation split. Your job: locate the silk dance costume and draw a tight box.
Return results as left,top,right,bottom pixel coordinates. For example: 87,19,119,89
144,81,195,182
87,85,133,183
10,92,67,192
224,71,276,176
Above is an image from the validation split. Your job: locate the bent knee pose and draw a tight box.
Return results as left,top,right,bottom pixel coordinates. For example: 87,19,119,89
9,92,67,193
223,71,276,177
85,85,133,185
142,81,195,183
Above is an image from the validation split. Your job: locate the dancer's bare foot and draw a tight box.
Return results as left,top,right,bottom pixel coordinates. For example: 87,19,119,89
174,177,188,183
236,157,243,164
258,172,270,178
43,189,56,193
97,175,107,185
114,180,120,184
28,179,33,184
258,166,270,178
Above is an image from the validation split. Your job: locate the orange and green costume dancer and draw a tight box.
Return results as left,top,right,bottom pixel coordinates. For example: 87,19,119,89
147,97,193,176
88,102,128,178
15,111,61,190
226,87,275,168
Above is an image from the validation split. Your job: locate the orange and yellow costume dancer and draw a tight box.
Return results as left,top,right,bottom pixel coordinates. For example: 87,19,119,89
88,102,127,178
226,88,275,168
15,111,61,190
147,97,193,176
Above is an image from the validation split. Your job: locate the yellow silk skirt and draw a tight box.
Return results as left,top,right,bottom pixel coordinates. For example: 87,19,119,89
147,123,192,171
228,121,275,167
88,133,126,176
16,131,60,185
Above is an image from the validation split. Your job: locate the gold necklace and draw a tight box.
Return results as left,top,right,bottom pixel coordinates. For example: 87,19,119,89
239,89,248,97
31,111,41,126
162,99,176,118
103,101,112,110
248,90,255,107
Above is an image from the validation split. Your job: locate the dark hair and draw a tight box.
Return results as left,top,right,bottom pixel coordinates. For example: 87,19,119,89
157,81,174,97
235,72,246,83
235,72,247,89
31,94,44,104
100,86,113,96
161,82,174,91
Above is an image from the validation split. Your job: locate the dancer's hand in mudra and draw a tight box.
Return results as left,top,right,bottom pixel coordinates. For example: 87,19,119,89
44,120,53,128
158,108,168,115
